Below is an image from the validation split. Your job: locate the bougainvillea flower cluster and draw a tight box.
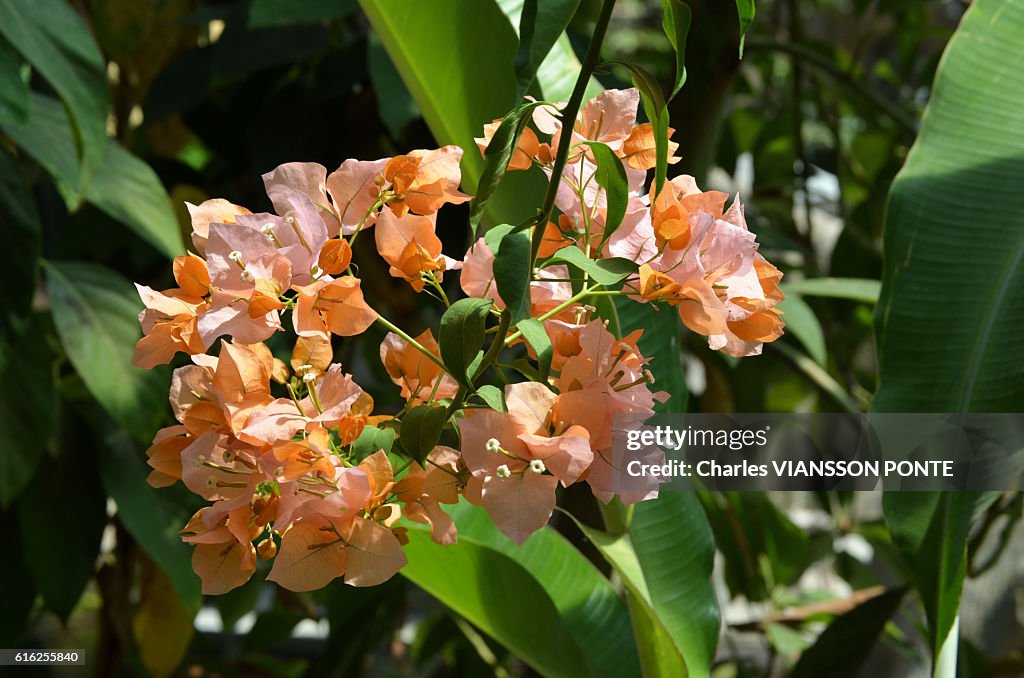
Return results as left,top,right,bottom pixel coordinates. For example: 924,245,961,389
133,88,784,594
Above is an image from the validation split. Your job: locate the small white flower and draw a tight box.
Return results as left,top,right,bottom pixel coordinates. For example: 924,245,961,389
228,250,244,264
260,222,276,235
496,464,511,479
485,438,501,453
302,372,317,384
296,364,313,374
529,459,546,474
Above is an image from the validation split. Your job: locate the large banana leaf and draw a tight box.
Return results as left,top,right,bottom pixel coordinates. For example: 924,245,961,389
874,0,1024,665
357,0,545,227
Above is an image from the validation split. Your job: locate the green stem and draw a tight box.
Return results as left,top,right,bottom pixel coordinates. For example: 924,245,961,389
530,0,618,263
374,315,447,372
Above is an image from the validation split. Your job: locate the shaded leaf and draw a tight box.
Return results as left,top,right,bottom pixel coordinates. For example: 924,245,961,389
98,423,202,607
792,588,905,678
439,298,493,387
45,261,168,441
0,34,28,124
513,0,581,97
399,405,447,463
17,405,107,620
492,227,533,323
0,315,58,507
0,147,41,367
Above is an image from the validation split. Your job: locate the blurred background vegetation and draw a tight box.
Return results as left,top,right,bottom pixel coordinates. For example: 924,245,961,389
1,0,1021,676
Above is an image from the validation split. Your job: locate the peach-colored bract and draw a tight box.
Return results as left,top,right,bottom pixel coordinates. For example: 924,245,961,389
132,89,783,594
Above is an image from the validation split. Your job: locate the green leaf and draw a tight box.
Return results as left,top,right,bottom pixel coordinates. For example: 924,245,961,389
358,0,545,227
0,147,41,366
440,298,493,387
613,62,670,196
659,0,692,101
492,227,533,323
473,384,507,412
0,34,28,124
3,95,185,257
515,317,552,381
98,423,202,609
44,261,168,441
0,521,37,645
783,277,881,304
89,135,185,258
0,315,58,507
445,501,642,677
469,100,548,238
874,0,1024,659
495,0,602,102
17,406,107,620
2,94,83,206
734,0,756,58
777,294,826,366
349,424,396,461
0,0,110,191
545,246,638,286
791,588,905,678
615,298,687,412
399,405,448,463
568,515,687,676
367,32,419,138
401,529,591,678
582,141,629,248
513,0,581,97
631,493,720,677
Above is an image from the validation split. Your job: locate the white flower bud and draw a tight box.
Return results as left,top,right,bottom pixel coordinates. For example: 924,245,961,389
260,222,276,235
485,438,501,453
310,264,324,279
496,464,511,479
240,269,252,281
302,372,316,383
529,459,546,474
296,364,313,374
